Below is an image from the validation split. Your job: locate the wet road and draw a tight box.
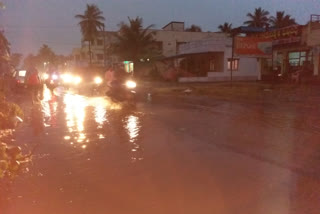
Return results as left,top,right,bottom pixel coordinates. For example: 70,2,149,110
3,87,320,214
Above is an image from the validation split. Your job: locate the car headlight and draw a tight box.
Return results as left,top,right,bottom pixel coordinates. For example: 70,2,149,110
74,76,82,85
43,73,49,80
94,77,103,84
125,80,137,89
52,74,58,80
62,74,73,83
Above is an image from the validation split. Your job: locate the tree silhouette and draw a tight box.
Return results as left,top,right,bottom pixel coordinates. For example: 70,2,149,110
244,7,270,28
75,4,105,66
269,11,297,28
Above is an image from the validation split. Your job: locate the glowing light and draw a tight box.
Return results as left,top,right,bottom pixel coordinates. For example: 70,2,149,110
62,73,73,83
94,76,103,84
74,76,82,85
125,80,137,89
42,85,52,102
126,115,140,143
52,74,58,80
82,145,87,149
94,105,106,128
64,94,87,144
64,136,71,140
43,73,49,80
18,70,26,77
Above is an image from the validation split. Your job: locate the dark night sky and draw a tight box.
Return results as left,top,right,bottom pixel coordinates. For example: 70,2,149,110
0,0,319,56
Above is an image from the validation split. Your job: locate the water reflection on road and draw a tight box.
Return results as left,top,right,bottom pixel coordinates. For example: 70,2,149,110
40,87,143,158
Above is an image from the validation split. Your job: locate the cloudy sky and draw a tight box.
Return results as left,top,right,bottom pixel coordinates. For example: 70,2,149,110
0,0,319,56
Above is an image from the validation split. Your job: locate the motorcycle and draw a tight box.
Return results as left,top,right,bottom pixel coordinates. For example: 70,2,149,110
44,72,61,92
106,79,137,106
91,76,104,96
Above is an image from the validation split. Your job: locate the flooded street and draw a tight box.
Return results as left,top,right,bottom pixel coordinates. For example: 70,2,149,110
3,87,320,214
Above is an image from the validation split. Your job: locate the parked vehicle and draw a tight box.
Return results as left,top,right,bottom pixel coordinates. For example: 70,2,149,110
13,70,27,91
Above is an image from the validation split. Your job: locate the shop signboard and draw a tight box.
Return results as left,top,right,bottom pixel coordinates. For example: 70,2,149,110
255,25,303,45
234,37,272,58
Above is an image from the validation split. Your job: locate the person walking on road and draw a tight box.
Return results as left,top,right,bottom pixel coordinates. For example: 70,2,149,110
26,67,44,104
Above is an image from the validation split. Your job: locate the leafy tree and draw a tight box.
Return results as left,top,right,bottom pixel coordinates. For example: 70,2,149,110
75,4,105,66
0,32,10,75
113,16,157,66
269,11,297,28
0,2,5,9
37,44,56,65
10,53,22,69
23,54,38,69
218,22,233,34
185,25,202,32
23,45,69,70
244,7,270,28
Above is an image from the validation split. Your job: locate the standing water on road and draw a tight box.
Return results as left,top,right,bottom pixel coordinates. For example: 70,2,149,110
3,87,145,214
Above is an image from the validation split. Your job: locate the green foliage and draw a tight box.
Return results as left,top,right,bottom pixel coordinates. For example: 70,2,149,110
75,4,105,42
75,4,105,65
0,142,30,179
218,22,233,34
0,32,10,76
244,7,270,28
185,25,202,32
0,99,24,129
10,53,22,69
113,16,158,63
23,45,69,69
269,11,297,28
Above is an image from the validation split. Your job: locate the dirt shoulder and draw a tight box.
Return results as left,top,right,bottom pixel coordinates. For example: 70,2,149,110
147,81,320,109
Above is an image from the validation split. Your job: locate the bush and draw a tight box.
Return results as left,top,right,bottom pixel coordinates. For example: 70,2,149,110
0,100,24,129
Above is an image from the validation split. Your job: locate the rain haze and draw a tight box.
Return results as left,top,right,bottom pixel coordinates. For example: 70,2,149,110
0,0,319,55
2,0,320,213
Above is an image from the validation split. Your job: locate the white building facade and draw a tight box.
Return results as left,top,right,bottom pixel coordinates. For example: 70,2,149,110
171,37,260,82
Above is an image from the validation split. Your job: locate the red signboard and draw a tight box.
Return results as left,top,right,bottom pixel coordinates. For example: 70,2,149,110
235,37,272,58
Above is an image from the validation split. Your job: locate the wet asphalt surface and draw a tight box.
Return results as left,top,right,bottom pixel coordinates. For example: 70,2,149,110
3,87,320,214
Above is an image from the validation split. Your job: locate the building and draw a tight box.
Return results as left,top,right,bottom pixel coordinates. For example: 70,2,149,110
254,16,320,79
71,21,223,67
164,37,260,82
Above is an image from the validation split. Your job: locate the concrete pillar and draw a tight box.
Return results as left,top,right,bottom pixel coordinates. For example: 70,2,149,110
281,50,288,75
314,54,319,76
257,58,262,80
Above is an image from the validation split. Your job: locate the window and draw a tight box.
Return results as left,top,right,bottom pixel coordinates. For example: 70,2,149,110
209,60,215,71
228,58,239,71
97,54,103,60
97,39,103,46
288,51,312,67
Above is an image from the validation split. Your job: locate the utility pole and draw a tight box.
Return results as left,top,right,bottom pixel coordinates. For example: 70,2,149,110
103,25,106,68
231,34,234,84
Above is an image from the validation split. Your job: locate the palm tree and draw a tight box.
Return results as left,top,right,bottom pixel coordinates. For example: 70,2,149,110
75,4,105,66
113,17,156,67
269,11,297,28
185,25,202,32
218,22,233,34
244,7,270,28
